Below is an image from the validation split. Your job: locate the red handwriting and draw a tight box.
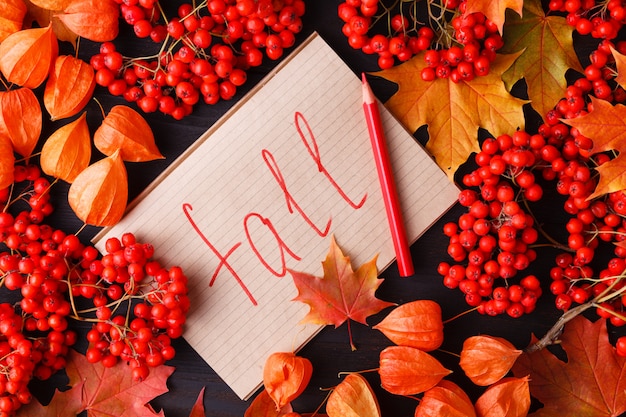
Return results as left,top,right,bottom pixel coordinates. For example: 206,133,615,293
262,149,331,237
183,112,367,305
294,111,367,209
244,213,301,277
183,203,258,306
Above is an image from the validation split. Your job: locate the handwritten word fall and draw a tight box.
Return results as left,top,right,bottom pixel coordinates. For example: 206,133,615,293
183,112,368,305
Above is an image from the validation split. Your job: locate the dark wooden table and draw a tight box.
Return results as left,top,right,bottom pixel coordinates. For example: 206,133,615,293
27,2,625,416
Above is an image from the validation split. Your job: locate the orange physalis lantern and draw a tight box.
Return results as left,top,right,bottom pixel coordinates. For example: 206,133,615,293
44,55,96,121
326,373,380,417
0,24,58,89
0,136,14,190
56,0,120,42
379,346,451,395
0,0,27,43
414,380,476,417
0,87,42,159
474,376,530,417
41,112,91,183
94,105,164,162
244,389,293,417
263,352,312,411
68,150,128,227
459,335,522,386
373,300,444,351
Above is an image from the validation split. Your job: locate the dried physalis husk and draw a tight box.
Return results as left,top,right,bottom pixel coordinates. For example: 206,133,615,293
0,87,42,159
244,390,293,417
415,380,477,417
55,0,119,42
263,352,312,411
474,376,530,417
0,0,27,43
379,346,451,396
373,299,444,351
29,0,71,9
44,55,95,121
0,135,15,190
94,105,164,162
41,112,91,183
327,373,380,417
68,150,128,227
0,24,58,89
459,335,522,386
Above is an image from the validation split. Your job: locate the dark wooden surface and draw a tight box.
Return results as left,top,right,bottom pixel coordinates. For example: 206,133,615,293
27,2,625,416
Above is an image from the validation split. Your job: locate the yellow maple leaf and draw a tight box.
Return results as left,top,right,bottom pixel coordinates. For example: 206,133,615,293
562,97,626,199
463,0,524,35
500,0,581,120
373,52,527,180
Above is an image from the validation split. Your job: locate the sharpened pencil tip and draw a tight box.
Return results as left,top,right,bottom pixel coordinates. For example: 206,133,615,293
361,74,375,105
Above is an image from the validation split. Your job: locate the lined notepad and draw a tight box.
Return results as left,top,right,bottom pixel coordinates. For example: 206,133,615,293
93,33,459,400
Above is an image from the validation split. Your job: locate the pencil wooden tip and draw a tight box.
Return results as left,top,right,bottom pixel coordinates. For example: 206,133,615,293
361,74,375,104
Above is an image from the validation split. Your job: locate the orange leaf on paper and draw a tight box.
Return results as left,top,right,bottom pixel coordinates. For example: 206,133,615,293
374,52,527,180
44,54,95,121
0,135,15,190
94,105,164,162
378,345,451,395
500,0,581,119
414,380,476,417
244,390,293,417
0,87,42,159
0,0,27,43
561,97,626,198
459,335,522,386
68,150,128,226
512,315,626,416
0,23,57,89
40,112,91,183
289,235,395,350
263,352,312,410
55,0,119,42
462,0,523,34
372,299,443,351
326,373,380,417
474,376,530,417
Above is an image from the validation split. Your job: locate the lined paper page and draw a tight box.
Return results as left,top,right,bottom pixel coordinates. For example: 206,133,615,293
93,33,459,400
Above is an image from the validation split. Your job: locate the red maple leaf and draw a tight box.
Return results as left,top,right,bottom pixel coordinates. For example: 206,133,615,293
289,235,395,350
512,315,626,416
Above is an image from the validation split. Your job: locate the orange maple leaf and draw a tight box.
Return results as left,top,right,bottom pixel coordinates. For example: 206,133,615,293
15,383,84,417
289,235,395,350
500,0,581,119
65,349,174,417
373,52,527,180
463,0,523,34
562,97,626,198
611,46,626,90
512,316,626,416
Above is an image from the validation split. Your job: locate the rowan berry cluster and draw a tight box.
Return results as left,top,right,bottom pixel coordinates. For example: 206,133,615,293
438,35,626,336
91,0,305,119
337,0,504,78
0,164,189,415
549,0,626,39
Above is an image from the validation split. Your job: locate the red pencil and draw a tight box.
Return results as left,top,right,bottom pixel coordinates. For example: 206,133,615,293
361,73,414,277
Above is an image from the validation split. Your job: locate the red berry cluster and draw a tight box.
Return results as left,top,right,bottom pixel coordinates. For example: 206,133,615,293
438,34,626,339
91,0,305,119
0,164,190,415
83,233,189,382
437,132,545,318
549,0,625,39
337,0,504,78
